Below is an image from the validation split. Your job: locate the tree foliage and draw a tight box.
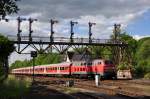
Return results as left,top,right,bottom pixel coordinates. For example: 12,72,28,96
0,0,19,18
11,53,62,69
0,34,15,57
135,38,150,76
120,32,138,64
0,34,15,78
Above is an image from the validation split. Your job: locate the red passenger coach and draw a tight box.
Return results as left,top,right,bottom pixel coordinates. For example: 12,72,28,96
45,62,71,75
11,54,116,79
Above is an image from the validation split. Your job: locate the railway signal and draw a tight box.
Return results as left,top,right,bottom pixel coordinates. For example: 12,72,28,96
88,22,96,43
31,51,37,57
28,18,37,42
50,19,58,42
17,17,26,42
31,51,37,82
70,21,78,43
114,24,121,40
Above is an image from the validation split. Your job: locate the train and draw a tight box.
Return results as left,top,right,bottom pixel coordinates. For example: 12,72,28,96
11,53,117,79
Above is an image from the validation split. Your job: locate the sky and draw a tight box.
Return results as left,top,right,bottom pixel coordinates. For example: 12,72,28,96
0,0,150,64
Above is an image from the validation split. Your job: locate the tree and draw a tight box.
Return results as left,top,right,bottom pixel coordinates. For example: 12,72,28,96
0,34,15,78
10,53,62,69
111,30,138,70
0,0,19,18
135,38,150,76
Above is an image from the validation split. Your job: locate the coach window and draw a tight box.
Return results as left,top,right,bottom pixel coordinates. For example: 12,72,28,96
84,63,86,66
98,62,101,65
60,67,62,70
83,68,85,71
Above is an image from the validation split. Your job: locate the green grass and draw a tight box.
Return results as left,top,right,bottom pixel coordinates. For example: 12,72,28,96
0,75,32,99
0,75,5,82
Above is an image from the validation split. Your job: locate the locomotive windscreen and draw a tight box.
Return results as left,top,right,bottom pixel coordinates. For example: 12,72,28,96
105,60,113,64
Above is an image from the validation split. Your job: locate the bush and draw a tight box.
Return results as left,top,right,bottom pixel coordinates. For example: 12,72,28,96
144,73,150,79
134,65,144,77
117,62,129,70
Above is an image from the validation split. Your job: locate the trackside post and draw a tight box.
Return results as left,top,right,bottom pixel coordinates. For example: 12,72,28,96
95,74,100,86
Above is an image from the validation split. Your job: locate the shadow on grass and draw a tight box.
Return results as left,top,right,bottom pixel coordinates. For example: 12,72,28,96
0,75,32,99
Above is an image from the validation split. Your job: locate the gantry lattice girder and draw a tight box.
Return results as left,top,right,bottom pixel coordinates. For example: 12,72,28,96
8,35,128,54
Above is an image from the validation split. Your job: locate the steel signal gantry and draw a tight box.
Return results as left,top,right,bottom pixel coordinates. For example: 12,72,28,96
17,17,26,42
28,18,37,42
114,24,121,40
89,22,96,43
50,19,58,42
70,21,78,43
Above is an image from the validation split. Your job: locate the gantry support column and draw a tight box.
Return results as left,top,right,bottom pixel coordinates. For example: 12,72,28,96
88,22,96,43
28,18,37,42
70,21,78,43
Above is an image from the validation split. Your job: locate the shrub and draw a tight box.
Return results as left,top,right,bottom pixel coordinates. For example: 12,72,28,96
117,62,129,70
144,72,150,79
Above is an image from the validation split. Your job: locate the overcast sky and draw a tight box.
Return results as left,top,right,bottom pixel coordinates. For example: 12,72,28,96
0,0,150,64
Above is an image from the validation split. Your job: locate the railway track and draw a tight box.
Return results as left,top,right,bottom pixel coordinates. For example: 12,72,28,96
71,92,104,99
42,82,105,99
15,75,150,98
102,79,150,86
75,81,145,98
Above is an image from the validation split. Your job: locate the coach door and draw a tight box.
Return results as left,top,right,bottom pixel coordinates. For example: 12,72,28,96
57,67,60,74
69,63,72,75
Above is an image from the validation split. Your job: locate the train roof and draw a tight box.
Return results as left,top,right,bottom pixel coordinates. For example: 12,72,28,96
12,62,71,70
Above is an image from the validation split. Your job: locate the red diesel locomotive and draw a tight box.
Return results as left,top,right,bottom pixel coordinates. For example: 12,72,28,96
11,58,116,79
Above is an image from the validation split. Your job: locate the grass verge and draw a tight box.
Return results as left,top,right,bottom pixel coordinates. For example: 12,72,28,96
0,75,32,99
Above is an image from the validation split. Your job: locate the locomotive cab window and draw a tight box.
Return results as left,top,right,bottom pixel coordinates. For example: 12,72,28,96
98,62,101,65
88,63,92,66
105,60,113,64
